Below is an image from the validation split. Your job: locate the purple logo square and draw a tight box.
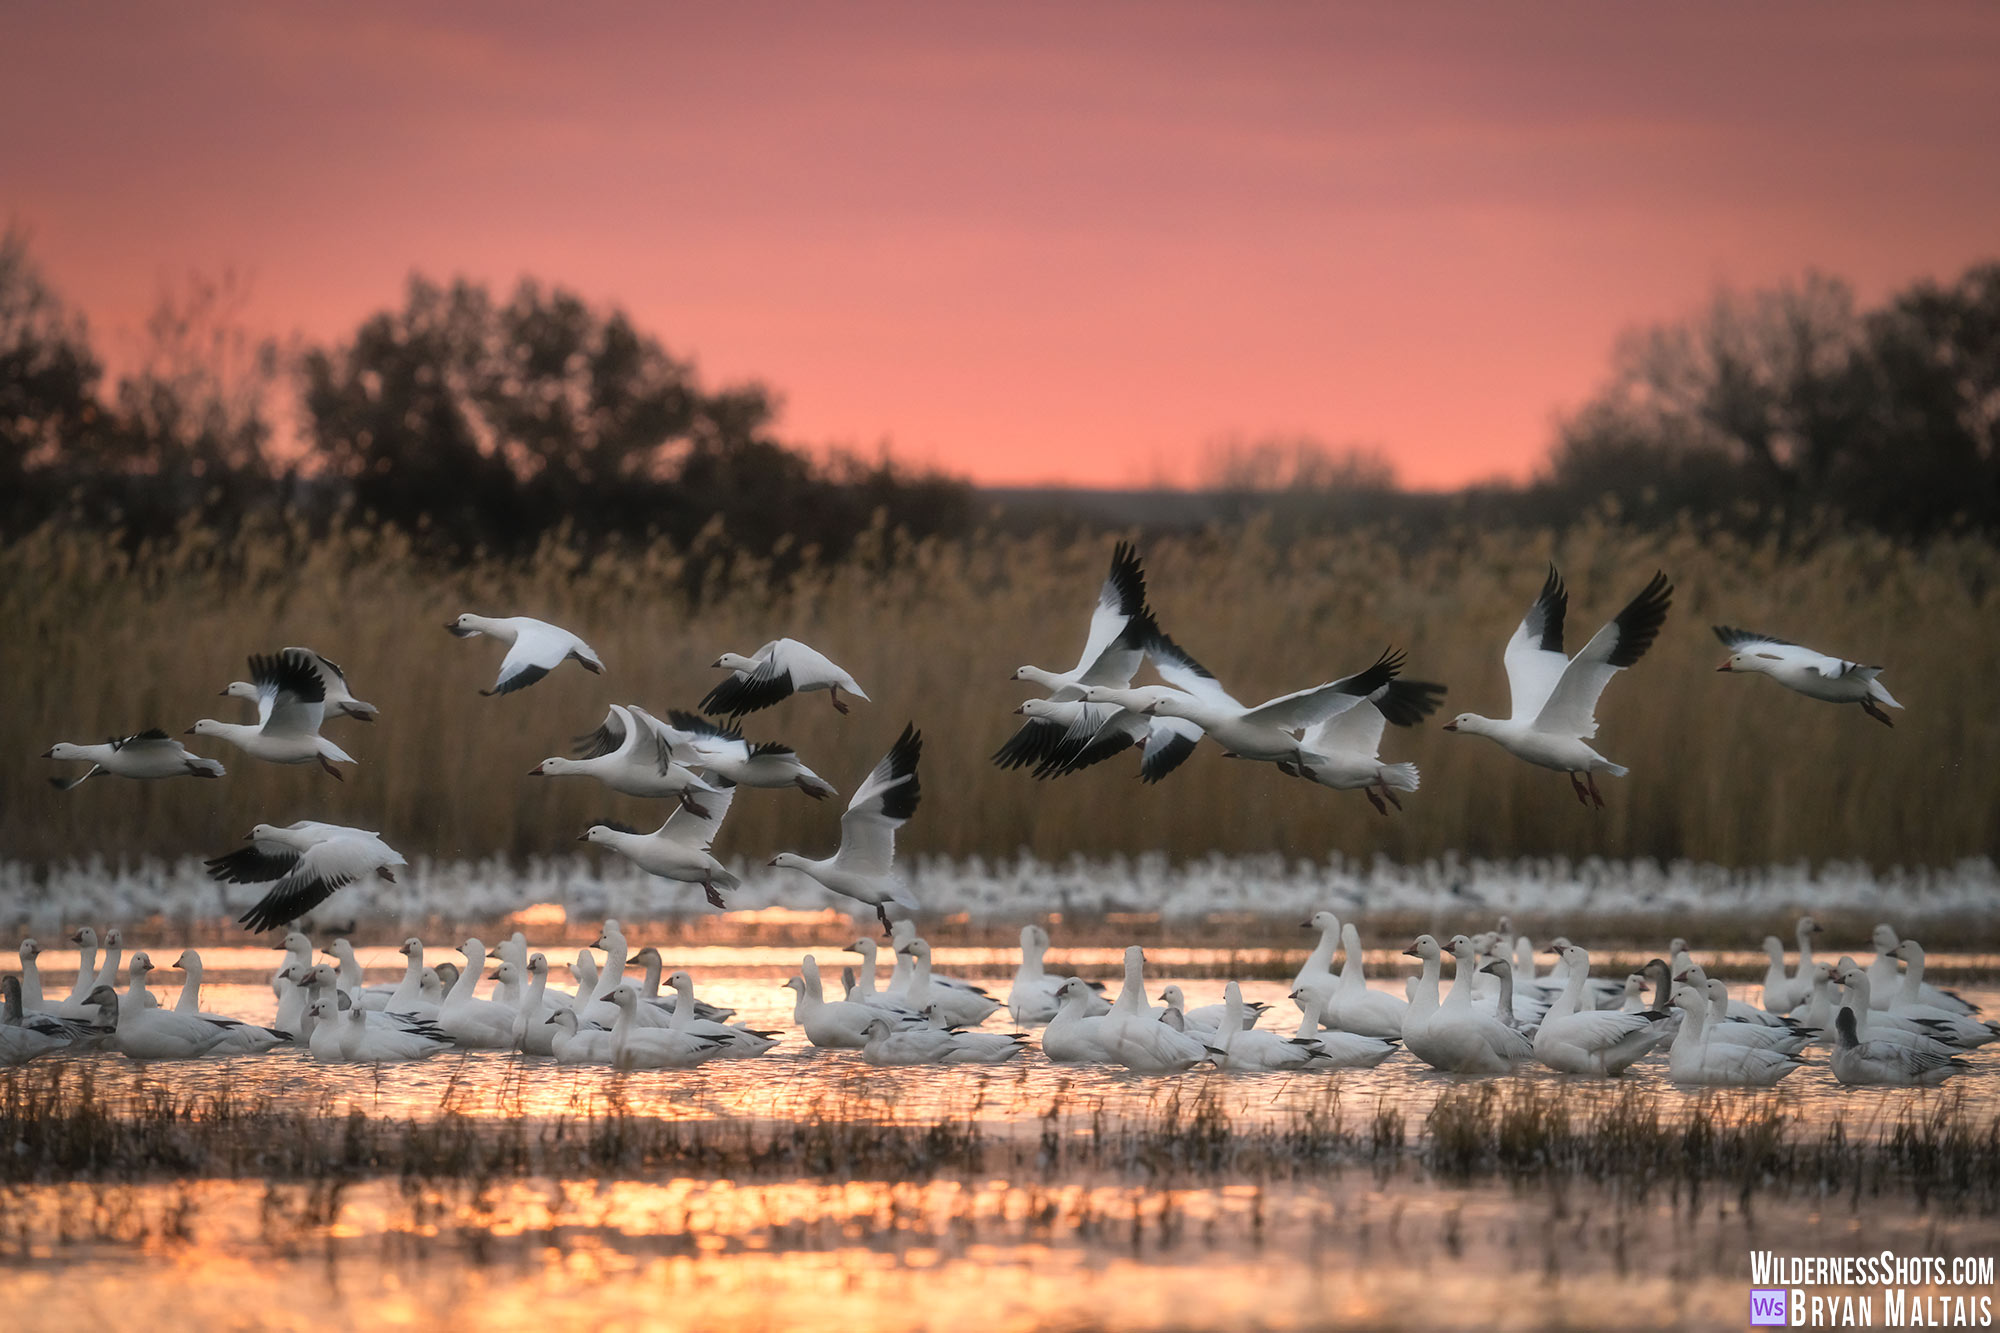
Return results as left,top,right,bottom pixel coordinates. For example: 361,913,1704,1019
1749,1289,1788,1326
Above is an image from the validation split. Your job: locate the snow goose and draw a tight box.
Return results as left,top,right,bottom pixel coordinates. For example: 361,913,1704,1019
43,729,226,789
1402,936,1531,1075
1043,978,1122,1063
1443,566,1673,807
1321,923,1408,1039
1276,679,1447,812
1530,945,1666,1076
1869,925,1975,1014
660,970,778,1058
447,613,603,695
1102,946,1209,1072
769,724,923,931
435,940,518,1049
338,993,450,1062
513,955,559,1055
893,937,1001,1028
1129,633,1410,770
607,986,723,1069
1285,984,1400,1068
1696,977,1810,1054
702,638,869,717
209,823,407,934
1617,973,1648,1014
224,647,378,722
930,1014,1029,1065
1474,958,1537,1035
653,709,839,799
838,938,927,1020
163,951,288,1052
784,955,917,1048
1670,960,1793,1029
886,919,996,1002
87,985,230,1060
1713,626,1901,725
1207,983,1320,1071
385,938,442,1019
322,939,395,1011
1760,920,1815,1014
1008,541,1149,702
1666,985,1803,1087
2,977,73,1063
547,1009,616,1064
858,1014,961,1065
306,999,352,1062
580,780,740,908
1832,1007,1965,1085
59,928,101,1011
1155,983,1263,1034
190,651,356,777
16,939,48,1012
534,704,723,812
1825,963,1959,1053
1007,925,1109,1025
1293,912,1343,994
1155,985,1223,1043
1882,942,1998,1046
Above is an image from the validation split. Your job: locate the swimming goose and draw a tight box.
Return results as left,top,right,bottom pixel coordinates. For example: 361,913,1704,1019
928,1013,1029,1064
580,780,740,908
857,1014,961,1065
1155,985,1224,1043
1402,935,1532,1074
893,938,1001,1027
1530,945,1666,1076
533,704,723,812
1868,925,1975,1014
16,939,48,1012
838,938,928,1020
448,613,603,695
1760,917,1822,1013
1882,942,1999,1046
769,724,923,931
164,951,288,1052
1102,946,1208,1072
87,985,230,1060
1832,1007,1965,1085
512,955,560,1055
1666,984,1803,1087
702,638,869,717
1206,982,1323,1071
190,651,357,777
1043,978,1121,1062
623,945,735,1022
435,940,518,1048
1443,566,1673,807
1286,984,1401,1068
1825,963,1959,1053
1320,923,1408,1039
211,824,407,934
654,709,839,799
2,977,75,1063
322,939,396,1011
608,986,723,1069
44,729,226,789
5,971,106,1045
547,1009,616,1064
1294,912,1343,994
1696,978,1810,1054
1474,958,1538,1035
659,970,778,1057
784,955,918,1048
884,919,999,1002
1006,925,1108,1025
223,646,378,722
337,993,451,1062
1713,626,1901,726
384,938,442,1019
1276,679,1448,812
60,928,101,1011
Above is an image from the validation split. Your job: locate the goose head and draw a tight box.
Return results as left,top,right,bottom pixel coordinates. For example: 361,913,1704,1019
896,939,930,961
861,1017,891,1040
528,954,548,979
1871,923,1898,951
1440,712,1493,735
1403,935,1440,962
546,1009,578,1031
531,757,578,777
185,719,229,739
1479,957,1513,980
712,652,759,672
767,852,808,871
44,743,88,761
220,680,259,702
665,969,694,994
1669,983,1704,1014
846,938,878,960
1798,916,1824,941
445,613,485,638
69,927,97,948
1303,909,1340,934
398,937,422,958
85,985,119,1019
1157,984,1186,1012
19,939,39,962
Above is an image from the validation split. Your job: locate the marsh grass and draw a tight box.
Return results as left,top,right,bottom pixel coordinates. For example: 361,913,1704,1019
6,518,1997,870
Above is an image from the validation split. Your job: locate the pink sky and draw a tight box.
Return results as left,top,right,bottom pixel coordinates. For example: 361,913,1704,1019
6,2,1998,488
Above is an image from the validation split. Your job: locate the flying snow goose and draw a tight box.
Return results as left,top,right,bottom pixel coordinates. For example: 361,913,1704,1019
1529,944,1668,1076
43,728,226,790
1666,985,1803,1087
579,780,740,908
1007,924,1109,1025
208,823,407,933
1443,566,1673,807
1831,1007,1966,1086
995,541,1154,770
447,613,603,696
532,704,723,812
655,709,839,798
1713,626,1901,726
702,638,869,717
769,723,922,931
223,646,378,722
1123,632,1409,769
190,651,356,777
1276,678,1447,813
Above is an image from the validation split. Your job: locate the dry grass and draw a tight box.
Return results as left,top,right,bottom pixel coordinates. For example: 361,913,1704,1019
5,516,1996,869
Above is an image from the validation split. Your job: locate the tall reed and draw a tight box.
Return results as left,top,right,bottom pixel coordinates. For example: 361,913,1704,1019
5,515,1994,870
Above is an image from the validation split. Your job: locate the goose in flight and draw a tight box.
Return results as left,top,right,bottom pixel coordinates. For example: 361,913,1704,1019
701,638,868,717
1275,677,1447,813
995,542,1155,773
532,704,722,814
1713,626,1901,726
209,822,408,933
222,647,377,722
189,651,357,777
1007,697,1203,784
579,781,740,908
1443,566,1673,807
43,729,225,790
769,723,922,932
447,613,603,695
656,709,840,799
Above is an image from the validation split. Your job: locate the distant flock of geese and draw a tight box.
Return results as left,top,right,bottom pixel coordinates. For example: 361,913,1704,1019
14,542,1945,1087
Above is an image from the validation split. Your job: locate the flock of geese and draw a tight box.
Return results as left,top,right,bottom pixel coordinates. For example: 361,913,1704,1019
1,912,1985,1087
16,541,1953,1087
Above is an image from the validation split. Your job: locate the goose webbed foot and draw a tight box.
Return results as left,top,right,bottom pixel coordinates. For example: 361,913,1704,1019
703,882,726,909
876,903,893,936
830,688,851,715
679,791,712,819
320,757,345,780
1569,773,1591,806
1366,789,1389,816
1585,772,1607,810
1861,699,1894,728
1380,781,1404,811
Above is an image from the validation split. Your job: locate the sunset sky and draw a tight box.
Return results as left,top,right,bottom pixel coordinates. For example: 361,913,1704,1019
6,2,1998,489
